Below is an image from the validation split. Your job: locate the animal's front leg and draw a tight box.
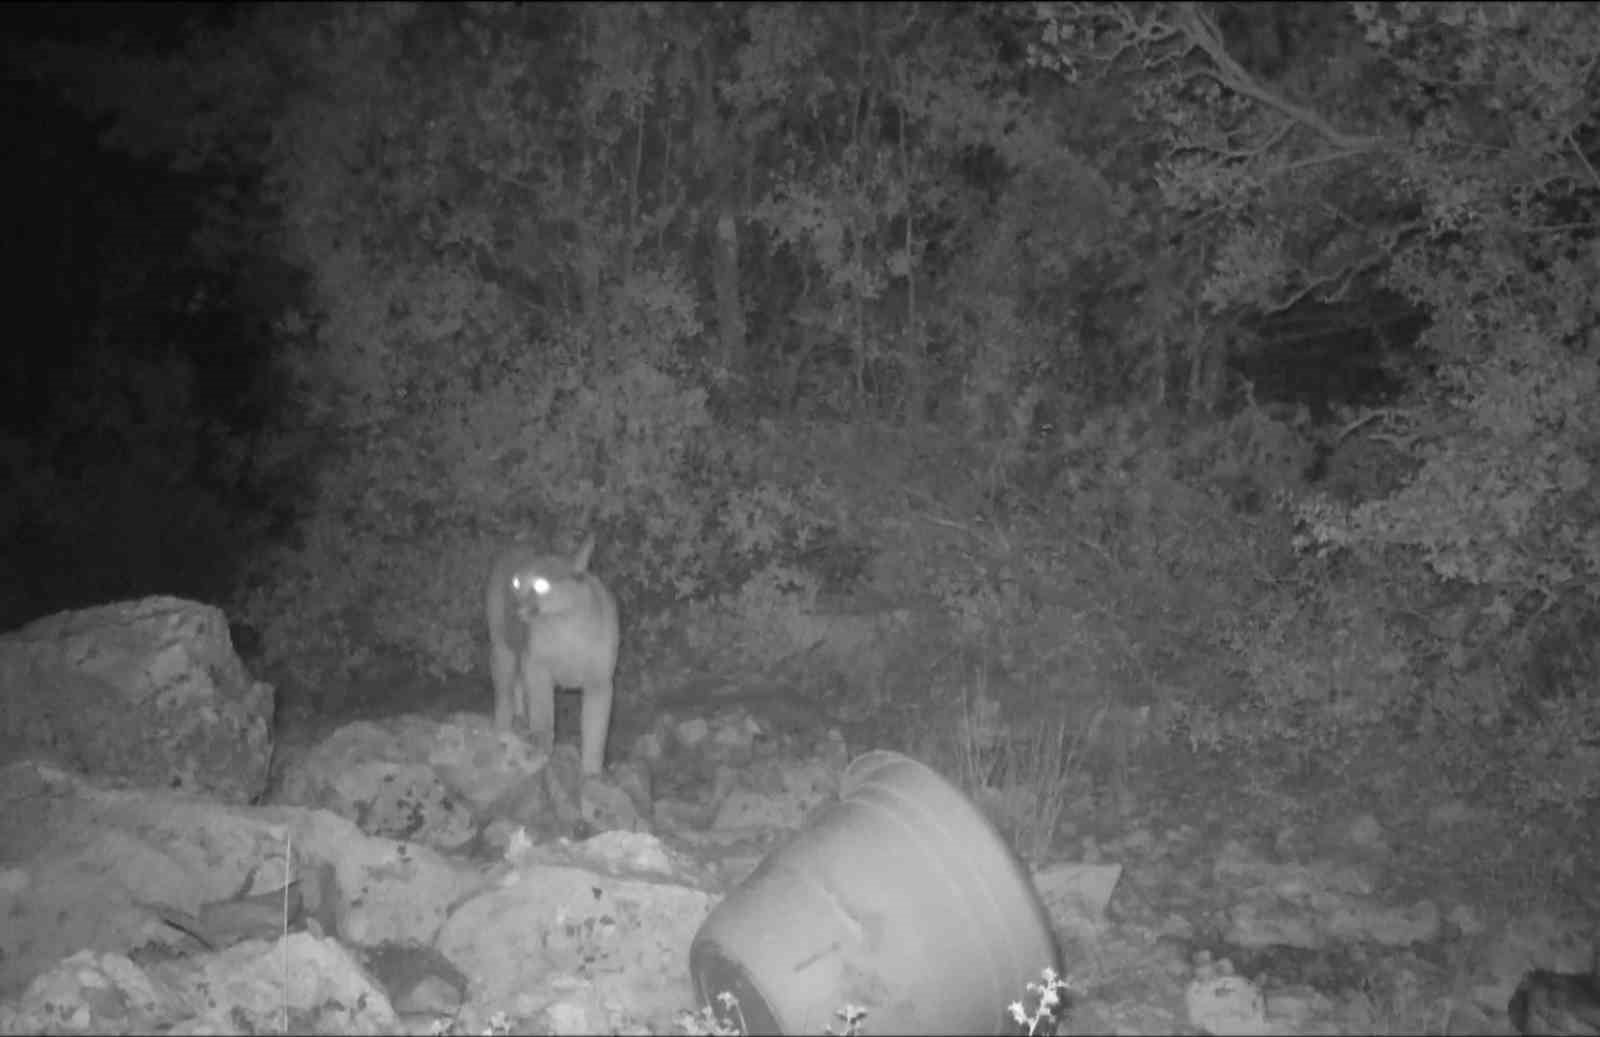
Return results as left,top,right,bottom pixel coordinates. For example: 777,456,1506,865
519,660,558,754
490,639,520,731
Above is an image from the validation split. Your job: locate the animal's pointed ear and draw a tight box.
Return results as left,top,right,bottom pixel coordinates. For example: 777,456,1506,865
573,535,596,572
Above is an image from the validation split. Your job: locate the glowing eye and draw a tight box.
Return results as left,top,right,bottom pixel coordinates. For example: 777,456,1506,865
532,577,552,595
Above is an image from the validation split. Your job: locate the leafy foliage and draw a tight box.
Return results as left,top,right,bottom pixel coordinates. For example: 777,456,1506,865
12,1,1600,811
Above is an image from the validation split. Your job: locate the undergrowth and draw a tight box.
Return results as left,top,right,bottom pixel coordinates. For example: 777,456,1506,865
241,389,1598,823
676,968,1069,1036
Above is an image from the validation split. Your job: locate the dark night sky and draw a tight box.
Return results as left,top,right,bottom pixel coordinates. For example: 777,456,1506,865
3,2,236,49
1,1,282,434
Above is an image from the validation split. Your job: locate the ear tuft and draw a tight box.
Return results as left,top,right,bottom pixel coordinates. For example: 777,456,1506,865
573,535,596,573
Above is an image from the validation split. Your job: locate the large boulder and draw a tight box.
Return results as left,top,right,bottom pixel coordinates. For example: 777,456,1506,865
0,597,274,803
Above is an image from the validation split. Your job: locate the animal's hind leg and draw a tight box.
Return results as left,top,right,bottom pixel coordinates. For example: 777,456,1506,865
579,678,614,776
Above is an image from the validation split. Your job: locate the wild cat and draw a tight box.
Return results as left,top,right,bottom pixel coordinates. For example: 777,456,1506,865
485,535,620,776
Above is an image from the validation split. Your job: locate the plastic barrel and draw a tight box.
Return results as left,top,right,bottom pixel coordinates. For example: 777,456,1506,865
689,750,1061,1035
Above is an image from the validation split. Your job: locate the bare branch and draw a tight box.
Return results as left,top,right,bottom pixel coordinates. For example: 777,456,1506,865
1567,132,1600,192
1171,2,1387,156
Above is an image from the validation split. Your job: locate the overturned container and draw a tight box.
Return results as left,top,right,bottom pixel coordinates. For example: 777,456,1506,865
689,749,1061,1035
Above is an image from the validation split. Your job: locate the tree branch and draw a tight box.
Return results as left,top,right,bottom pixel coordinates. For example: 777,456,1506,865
1171,2,1387,156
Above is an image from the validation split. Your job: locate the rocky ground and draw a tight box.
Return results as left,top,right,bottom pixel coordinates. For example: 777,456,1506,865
290,647,1600,1036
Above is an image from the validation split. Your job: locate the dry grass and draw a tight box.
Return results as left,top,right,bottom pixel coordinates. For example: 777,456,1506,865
947,668,1086,864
